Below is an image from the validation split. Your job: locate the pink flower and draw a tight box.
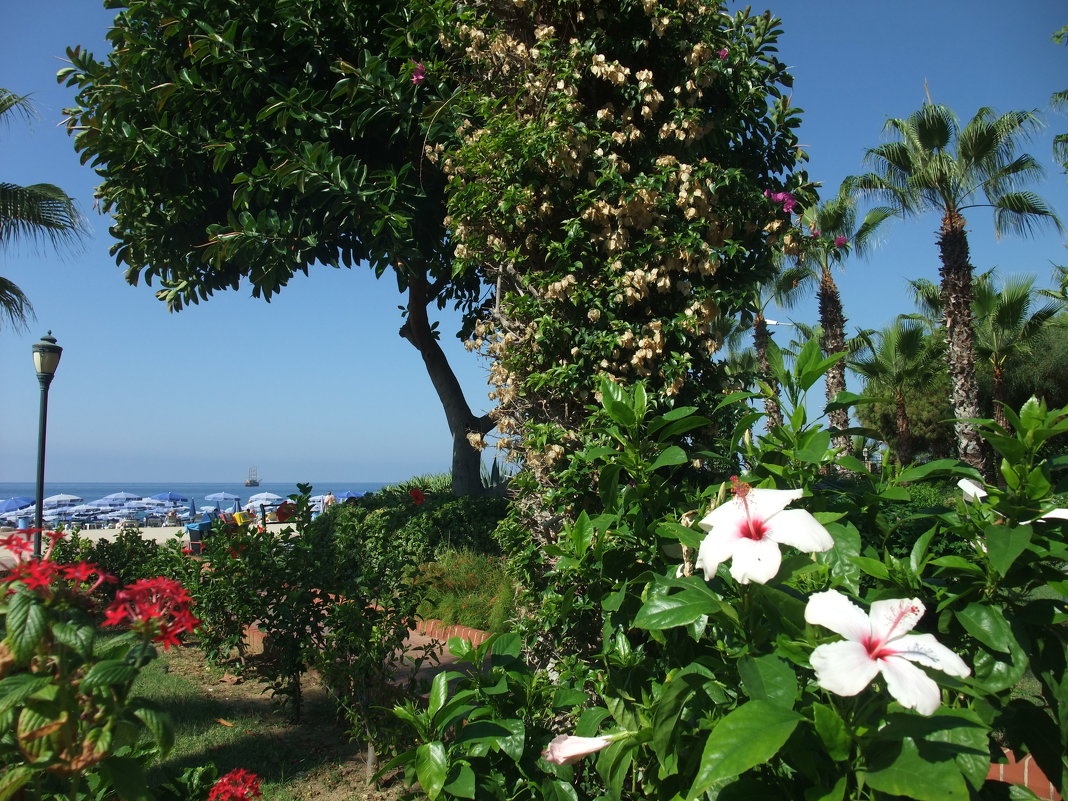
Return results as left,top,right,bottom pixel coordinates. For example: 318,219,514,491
411,61,426,85
695,479,833,584
810,229,821,237
805,590,970,716
716,48,728,60
763,189,796,214
542,734,612,765
833,236,847,248
409,488,426,505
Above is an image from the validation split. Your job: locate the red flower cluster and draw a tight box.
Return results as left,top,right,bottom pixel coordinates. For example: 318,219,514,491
103,576,200,649
207,769,262,801
409,488,426,505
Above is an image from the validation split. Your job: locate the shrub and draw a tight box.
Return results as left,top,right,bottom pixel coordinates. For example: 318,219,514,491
51,528,167,601
416,550,516,632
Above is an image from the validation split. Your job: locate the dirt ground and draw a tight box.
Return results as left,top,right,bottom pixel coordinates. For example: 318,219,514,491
158,643,434,801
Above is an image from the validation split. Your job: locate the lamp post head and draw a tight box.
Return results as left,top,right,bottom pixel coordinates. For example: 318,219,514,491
32,331,62,381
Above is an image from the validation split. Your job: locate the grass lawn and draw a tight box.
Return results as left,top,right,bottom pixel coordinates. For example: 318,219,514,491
133,643,402,801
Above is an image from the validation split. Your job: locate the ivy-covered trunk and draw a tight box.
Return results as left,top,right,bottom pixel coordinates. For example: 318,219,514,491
400,268,492,497
991,361,1010,432
938,210,987,475
817,268,851,456
894,389,913,464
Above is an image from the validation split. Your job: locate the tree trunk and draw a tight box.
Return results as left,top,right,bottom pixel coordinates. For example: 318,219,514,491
894,390,913,464
753,314,783,431
937,210,987,475
399,269,494,496
818,268,851,457
991,361,1010,432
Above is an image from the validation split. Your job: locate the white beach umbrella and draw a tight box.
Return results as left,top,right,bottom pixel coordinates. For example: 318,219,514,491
246,492,283,506
43,494,84,508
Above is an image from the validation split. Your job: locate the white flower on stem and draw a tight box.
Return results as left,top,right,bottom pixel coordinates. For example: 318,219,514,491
694,479,833,584
805,590,970,716
542,734,612,765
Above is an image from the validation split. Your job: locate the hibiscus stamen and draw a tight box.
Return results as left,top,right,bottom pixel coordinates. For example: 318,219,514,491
729,477,767,540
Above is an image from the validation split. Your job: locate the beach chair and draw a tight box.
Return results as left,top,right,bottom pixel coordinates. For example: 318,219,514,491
184,513,214,555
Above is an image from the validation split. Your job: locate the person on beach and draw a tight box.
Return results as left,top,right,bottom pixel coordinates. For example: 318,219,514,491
322,491,336,511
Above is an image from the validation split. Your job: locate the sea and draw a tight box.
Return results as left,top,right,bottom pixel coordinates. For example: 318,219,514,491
0,481,387,509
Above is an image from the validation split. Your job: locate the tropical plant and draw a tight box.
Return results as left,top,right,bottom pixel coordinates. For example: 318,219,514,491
59,1,493,494
776,180,896,455
856,102,1061,473
909,272,1062,430
851,320,946,464
0,88,84,329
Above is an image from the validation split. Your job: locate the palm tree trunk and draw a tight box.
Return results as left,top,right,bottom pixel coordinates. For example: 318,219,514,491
818,269,851,456
937,210,987,475
753,314,783,430
400,268,493,496
895,390,913,464
991,362,1010,432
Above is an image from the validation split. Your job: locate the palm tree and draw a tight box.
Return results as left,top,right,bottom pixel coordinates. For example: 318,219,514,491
856,102,1061,474
776,181,895,456
909,272,1062,431
0,88,84,329
851,320,945,465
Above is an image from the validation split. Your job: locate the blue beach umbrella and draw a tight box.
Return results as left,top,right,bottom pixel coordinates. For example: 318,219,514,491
151,491,189,503
336,491,365,499
100,491,142,505
0,497,34,513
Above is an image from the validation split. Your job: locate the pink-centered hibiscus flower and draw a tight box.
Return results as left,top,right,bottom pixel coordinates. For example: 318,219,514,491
695,480,833,584
805,590,970,716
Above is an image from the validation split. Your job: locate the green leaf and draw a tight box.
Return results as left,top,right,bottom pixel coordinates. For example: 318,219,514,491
633,587,721,630
737,654,797,709
895,460,972,484
0,674,52,714
955,604,1017,653
690,701,801,796
133,705,174,757
99,756,153,801
863,736,969,801
596,737,640,801
81,659,139,689
794,429,831,464
650,445,687,471
985,524,1032,576
0,765,33,801
811,702,851,761
443,763,476,799
415,741,448,801
5,591,47,663
493,718,525,761
651,671,707,773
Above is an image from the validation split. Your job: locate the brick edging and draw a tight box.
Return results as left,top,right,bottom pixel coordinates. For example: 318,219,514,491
411,617,492,646
986,748,1061,800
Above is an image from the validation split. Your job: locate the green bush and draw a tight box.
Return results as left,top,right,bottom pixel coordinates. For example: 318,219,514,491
416,550,516,632
51,528,167,601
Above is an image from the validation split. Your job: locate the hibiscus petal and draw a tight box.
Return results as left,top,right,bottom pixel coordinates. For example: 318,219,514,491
805,589,873,641
810,640,881,697
879,654,943,716
746,487,803,517
869,598,924,643
893,634,970,678
729,536,781,584
694,527,740,577
765,509,834,554
697,499,749,532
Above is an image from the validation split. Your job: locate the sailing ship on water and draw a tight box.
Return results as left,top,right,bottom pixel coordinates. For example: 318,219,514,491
245,467,261,487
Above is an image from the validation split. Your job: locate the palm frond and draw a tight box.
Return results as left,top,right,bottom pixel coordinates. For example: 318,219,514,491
0,182,86,248
0,89,36,125
991,191,1063,237
0,276,35,331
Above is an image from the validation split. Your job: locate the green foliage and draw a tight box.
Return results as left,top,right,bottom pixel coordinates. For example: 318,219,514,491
0,572,174,801
51,530,167,602
415,550,516,632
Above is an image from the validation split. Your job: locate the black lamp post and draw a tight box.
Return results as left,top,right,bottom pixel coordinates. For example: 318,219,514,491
32,331,62,558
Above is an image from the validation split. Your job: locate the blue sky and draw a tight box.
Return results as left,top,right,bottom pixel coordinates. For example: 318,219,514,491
1,1,1066,482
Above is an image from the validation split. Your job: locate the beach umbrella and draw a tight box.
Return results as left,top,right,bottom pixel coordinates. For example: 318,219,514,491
151,491,189,503
247,492,283,505
100,491,142,505
0,497,34,513
336,491,365,499
205,492,240,502
67,504,100,515
44,494,84,508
